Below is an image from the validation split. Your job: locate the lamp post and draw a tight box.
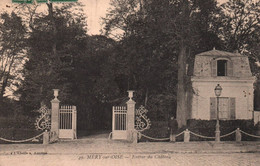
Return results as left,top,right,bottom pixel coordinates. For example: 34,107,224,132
214,84,222,142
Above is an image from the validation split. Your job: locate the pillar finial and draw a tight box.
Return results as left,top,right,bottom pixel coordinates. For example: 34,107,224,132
53,89,59,101
127,90,135,101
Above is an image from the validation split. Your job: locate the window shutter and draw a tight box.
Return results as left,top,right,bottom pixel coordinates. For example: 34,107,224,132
230,98,236,119
211,60,217,76
210,97,216,119
227,60,233,76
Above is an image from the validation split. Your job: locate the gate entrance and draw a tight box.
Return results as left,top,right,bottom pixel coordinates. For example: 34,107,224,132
59,106,77,139
112,106,127,140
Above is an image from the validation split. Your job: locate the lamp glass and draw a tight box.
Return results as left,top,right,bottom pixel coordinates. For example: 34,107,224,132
214,84,222,97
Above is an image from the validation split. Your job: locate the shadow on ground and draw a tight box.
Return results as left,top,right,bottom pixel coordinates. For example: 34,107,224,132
77,130,111,139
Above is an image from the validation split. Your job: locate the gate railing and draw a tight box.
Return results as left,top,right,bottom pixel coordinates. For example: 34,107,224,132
59,105,77,139
112,106,127,131
112,106,128,140
59,106,76,130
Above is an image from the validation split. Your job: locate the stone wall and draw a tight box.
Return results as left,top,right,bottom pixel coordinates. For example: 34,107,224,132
232,57,252,77
194,56,211,77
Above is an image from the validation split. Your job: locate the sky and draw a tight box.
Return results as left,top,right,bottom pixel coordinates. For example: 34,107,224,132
0,0,111,35
0,0,228,35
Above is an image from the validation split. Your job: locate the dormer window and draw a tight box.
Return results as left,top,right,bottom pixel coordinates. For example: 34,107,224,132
217,60,227,76
211,58,233,77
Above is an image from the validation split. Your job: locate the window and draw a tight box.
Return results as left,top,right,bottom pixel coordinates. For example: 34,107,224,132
210,97,236,120
211,59,233,77
217,60,227,76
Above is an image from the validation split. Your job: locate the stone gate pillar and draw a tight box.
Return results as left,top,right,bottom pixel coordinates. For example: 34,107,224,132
126,90,136,142
51,89,60,138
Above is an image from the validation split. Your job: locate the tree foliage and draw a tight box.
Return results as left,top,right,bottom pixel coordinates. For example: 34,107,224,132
17,3,88,110
214,0,260,52
0,12,26,101
102,0,222,125
213,0,260,78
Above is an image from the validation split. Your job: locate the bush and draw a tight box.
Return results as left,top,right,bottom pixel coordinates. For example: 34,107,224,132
139,121,169,142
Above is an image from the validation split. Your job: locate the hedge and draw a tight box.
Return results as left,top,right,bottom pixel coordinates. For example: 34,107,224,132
187,119,257,141
139,121,169,142
0,128,43,144
0,116,42,144
0,116,37,129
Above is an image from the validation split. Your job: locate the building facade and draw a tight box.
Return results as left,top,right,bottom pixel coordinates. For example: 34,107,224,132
191,49,255,120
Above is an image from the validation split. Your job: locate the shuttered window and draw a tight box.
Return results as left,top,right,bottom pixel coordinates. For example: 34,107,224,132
209,97,236,120
211,59,233,77
211,60,217,76
219,97,229,119
230,97,236,119
227,61,233,76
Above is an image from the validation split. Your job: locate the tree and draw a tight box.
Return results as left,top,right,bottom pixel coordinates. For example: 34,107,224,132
103,0,181,120
213,0,260,81
0,12,26,101
102,0,222,126
16,2,119,129
214,0,260,52
17,2,87,111
102,0,141,40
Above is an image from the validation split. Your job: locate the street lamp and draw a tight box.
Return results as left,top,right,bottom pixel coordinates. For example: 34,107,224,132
214,84,222,142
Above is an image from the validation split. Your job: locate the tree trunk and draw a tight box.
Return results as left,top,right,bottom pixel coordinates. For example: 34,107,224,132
0,57,14,102
0,78,7,100
47,3,57,57
144,87,148,107
176,41,187,128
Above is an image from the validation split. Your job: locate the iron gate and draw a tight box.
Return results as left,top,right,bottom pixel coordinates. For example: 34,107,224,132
59,105,77,139
112,106,127,139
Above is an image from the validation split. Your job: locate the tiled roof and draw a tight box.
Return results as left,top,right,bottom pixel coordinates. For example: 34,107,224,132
196,48,241,56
